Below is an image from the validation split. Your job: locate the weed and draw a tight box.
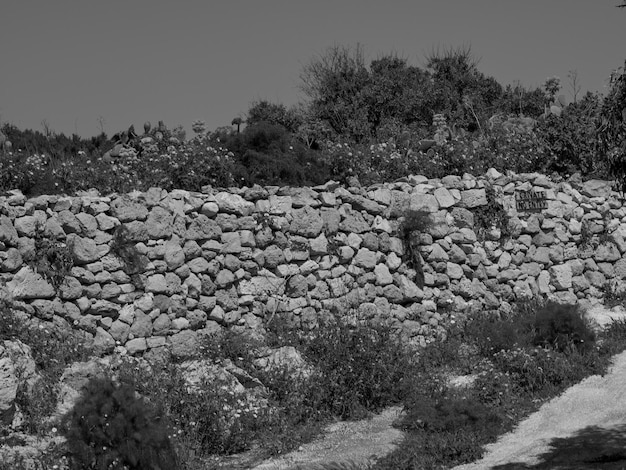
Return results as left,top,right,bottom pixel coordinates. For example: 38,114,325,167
24,227,73,290
397,210,431,288
109,224,149,275
472,184,510,242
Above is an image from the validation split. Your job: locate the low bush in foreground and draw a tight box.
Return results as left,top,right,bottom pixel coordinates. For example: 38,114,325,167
374,300,626,469
2,297,626,470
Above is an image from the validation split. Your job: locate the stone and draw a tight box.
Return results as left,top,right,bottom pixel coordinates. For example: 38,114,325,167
433,187,455,208
221,232,242,253
460,189,487,208
59,276,82,300
214,192,255,215
0,215,19,246
215,269,236,288
0,340,39,425
109,320,131,343
110,197,149,222
287,274,308,297
374,264,393,286
339,209,370,234
93,327,115,355
126,338,148,354
130,311,153,337
145,206,174,238
6,266,55,299
595,243,621,262
145,274,168,293
186,215,222,240
0,247,22,272
354,248,377,269
580,179,612,198
309,233,329,255
337,189,383,214
450,207,474,228
446,262,464,280
550,264,573,290
409,193,439,213
14,216,39,237
163,240,185,270
54,360,106,420
70,236,102,264
169,330,199,359
95,213,119,231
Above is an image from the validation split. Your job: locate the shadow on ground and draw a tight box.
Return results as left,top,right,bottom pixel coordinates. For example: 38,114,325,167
492,424,626,469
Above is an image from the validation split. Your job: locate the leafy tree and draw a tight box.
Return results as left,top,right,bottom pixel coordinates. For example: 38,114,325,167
426,46,503,133
300,44,372,142
597,60,626,191
496,83,546,118
536,91,602,175
245,100,301,133
364,55,433,136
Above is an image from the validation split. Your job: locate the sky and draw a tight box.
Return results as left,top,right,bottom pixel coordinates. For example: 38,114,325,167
1,1,625,139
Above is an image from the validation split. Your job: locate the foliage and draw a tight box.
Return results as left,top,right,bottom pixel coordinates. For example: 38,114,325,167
0,300,90,435
397,210,432,288
375,298,626,469
109,225,149,276
471,184,511,241
117,360,267,458
300,44,372,142
597,60,626,192
532,301,596,354
24,228,74,290
535,91,603,175
61,377,178,470
246,100,303,133
426,46,503,133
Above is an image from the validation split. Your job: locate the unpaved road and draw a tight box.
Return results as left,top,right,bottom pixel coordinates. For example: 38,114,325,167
253,407,403,470
453,305,626,470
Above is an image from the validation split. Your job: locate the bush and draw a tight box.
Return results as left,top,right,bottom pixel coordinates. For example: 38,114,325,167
61,377,178,470
532,302,596,354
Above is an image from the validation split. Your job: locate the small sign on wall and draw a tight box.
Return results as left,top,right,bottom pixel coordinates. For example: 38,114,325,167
515,190,547,212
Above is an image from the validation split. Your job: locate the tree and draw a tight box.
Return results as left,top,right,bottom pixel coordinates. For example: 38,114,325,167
364,55,432,134
300,44,372,141
425,46,503,133
597,60,626,191
231,117,243,134
567,70,582,103
245,100,301,132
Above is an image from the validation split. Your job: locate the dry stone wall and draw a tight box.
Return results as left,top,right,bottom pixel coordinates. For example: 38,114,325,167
0,170,625,359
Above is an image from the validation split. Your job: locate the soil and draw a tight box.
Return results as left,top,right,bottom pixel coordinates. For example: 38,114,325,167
251,407,404,470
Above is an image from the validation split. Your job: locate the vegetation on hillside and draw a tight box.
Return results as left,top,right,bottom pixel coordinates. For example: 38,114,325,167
1,47,625,196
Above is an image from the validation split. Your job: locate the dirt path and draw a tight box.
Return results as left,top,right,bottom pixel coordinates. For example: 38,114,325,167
252,407,404,470
453,350,626,469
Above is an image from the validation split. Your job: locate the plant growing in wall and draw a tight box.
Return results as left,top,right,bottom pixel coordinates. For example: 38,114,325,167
110,224,149,276
471,184,510,242
24,226,74,290
397,210,431,288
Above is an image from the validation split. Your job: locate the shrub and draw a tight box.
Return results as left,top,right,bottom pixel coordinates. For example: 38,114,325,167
397,210,431,288
532,302,596,354
61,377,178,470
109,224,149,276
1,300,90,435
24,227,74,290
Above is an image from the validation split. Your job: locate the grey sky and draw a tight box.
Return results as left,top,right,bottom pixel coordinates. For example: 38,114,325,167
1,1,624,138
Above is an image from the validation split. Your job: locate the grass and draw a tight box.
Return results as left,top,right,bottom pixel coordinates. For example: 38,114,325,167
1,296,626,470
